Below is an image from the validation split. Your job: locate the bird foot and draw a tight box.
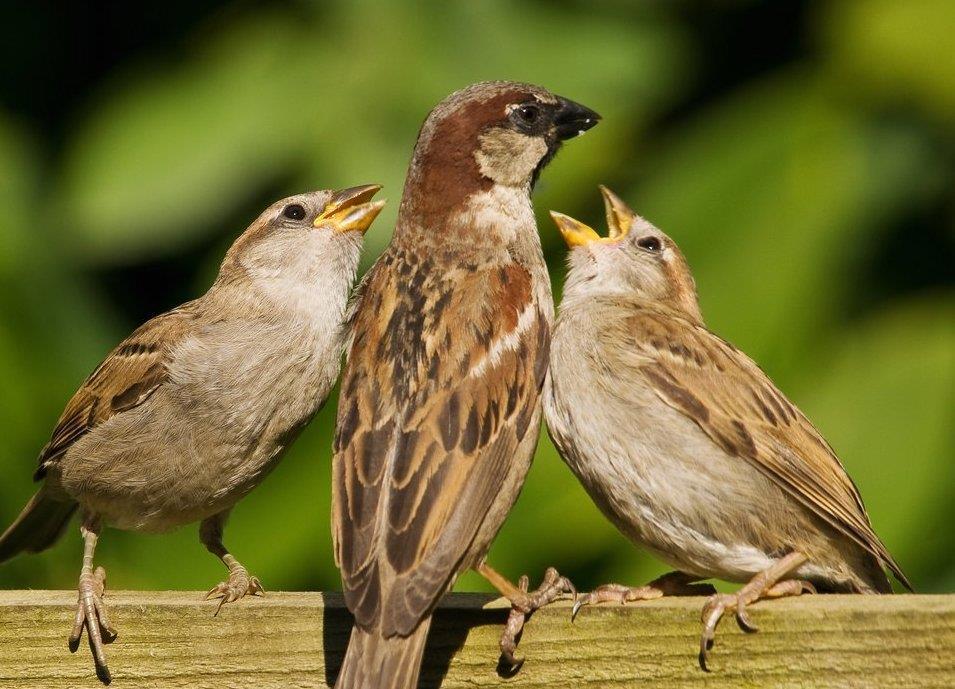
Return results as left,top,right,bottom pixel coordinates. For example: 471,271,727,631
499,567,576,673
699,578,815,672
572,571,715,621
205,565,264,615
68,566,117,685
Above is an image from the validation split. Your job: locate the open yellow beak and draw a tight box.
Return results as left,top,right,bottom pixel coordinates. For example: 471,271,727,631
549,211,601,247
550,185,635,247
600,185,634,240
314,184,385,234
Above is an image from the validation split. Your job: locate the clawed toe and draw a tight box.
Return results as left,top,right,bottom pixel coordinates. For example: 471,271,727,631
698,574,816,672
69,566,115,685
498,567,575,673
205,568,265,615
698,594,762,671
735,603,758,634
521,567,575,610
699,592,733,672
574,572,708,622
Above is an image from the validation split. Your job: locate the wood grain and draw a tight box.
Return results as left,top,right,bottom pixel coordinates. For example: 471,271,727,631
0,591,951,688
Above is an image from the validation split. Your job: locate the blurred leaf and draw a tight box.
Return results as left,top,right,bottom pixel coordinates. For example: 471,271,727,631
60,1,690,265
300,0,692,260
0,114,35,277
627,74,937,375
818,0,955,123
60,11,333,263
798,295,955,592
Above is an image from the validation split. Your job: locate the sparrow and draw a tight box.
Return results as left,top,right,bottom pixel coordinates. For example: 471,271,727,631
0,186,385,684
544,186,910,672
332,82,599,689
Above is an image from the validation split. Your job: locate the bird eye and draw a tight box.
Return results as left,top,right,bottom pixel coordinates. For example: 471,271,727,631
516,105,540,123
637,236,662,252
283,204,306,221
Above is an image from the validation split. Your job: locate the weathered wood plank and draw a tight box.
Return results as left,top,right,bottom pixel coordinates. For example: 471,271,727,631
0,591,951,688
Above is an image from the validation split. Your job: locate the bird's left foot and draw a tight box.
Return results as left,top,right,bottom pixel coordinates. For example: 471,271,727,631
572,571,716,621
699,555,815,672
499,567,576,672
205,564,264,615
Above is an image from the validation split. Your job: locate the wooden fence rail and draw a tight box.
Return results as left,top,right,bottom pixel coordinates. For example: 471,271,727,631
0,591,952,688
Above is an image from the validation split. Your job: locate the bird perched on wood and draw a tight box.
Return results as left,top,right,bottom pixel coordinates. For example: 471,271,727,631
332,81,599,689
0,186,385,684
544,186,910,671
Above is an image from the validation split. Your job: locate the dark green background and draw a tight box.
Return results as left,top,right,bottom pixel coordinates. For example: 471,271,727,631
0,0,951,596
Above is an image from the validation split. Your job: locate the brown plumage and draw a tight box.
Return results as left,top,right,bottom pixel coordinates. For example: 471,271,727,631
0,186,385,684
545,187,909,672
333,82,599,689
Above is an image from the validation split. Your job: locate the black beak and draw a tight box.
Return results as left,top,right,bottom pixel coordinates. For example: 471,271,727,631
553,96,601,140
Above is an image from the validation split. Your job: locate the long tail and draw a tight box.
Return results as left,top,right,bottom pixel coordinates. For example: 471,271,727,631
335,616,432,689
0,491,76,564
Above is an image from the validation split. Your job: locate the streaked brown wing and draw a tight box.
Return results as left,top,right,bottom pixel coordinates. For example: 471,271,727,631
333,251,548,635
606,305,909,589
35,303,198,480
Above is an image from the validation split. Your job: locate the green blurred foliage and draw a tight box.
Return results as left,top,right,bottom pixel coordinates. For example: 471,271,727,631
0,0,952,596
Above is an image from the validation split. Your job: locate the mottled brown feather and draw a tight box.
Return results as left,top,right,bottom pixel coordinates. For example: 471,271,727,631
333,248,548,636
603,304,910,590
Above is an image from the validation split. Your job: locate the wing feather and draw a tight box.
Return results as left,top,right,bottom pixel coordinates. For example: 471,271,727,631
34,304,197,480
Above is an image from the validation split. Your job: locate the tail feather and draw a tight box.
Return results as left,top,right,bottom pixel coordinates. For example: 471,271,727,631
0,491,76,564
335,616,432,689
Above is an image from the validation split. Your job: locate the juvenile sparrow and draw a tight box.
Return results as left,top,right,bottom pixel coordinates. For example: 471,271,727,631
544,187,910,671
0,186,385,684
332,82,599,689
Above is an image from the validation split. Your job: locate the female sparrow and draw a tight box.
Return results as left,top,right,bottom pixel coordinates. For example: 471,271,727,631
544,186,909,671
0,186,385,683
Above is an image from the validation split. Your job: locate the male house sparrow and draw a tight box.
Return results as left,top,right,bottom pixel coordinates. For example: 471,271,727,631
0,186,384,684
545,187,910,671
332,82,599,689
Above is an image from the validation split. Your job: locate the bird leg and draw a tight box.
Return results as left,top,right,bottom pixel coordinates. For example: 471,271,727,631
699,551,816,672
572,571,716,621
199,513,264,615
68,520,117,685
476,561,576,672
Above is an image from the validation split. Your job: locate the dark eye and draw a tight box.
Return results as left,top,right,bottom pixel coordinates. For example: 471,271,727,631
517,105,540,122
511,104,541,128
637,236,662,252
283,203,306,221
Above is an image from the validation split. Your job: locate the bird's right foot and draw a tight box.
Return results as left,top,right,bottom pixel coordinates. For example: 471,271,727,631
698,552,814,672
205,563,264,615
68,566,117,685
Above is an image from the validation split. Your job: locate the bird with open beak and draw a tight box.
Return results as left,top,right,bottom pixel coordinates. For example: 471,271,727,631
545,187,910,671
0,186,385,684
332,82,599,689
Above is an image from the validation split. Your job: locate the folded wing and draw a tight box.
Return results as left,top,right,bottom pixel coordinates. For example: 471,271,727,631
35,304,198,480
333,253,548,636
604,305,909,590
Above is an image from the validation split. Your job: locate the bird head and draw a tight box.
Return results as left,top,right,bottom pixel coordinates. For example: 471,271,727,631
221,185,384,289
400,82,600,229
550,186,702,322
